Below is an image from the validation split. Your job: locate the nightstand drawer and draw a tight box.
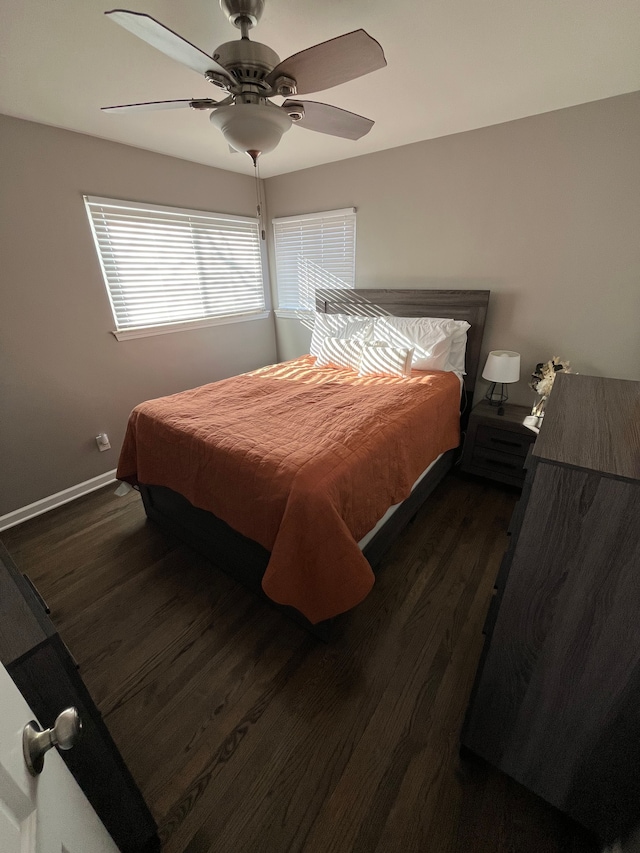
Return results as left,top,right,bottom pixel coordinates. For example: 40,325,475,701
475,425,533,456
460,401,538,487
471,446,526,478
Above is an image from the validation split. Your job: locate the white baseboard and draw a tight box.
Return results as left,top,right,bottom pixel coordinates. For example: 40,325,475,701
0,469,118,532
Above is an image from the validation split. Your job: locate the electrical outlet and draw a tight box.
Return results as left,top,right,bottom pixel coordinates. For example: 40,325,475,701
95,432,111,451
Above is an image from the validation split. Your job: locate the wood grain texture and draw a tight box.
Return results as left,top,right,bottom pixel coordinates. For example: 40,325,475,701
467,400,538,433
533,373,640,480
463,374,640,843
464,462,640,842
0,558,50,663
2,473,595,853
316,288,490,400
461,402,537,487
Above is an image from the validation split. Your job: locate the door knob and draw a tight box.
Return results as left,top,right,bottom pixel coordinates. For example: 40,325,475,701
23,707,82,776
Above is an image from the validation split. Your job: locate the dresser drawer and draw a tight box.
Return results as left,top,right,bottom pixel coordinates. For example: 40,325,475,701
471,445,527,479
475,425,534,457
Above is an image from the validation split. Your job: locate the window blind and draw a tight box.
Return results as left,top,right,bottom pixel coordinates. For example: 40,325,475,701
84,196,266,333
272,208,356,311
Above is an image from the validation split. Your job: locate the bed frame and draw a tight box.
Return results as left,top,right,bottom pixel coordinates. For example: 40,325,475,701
140,289,490,640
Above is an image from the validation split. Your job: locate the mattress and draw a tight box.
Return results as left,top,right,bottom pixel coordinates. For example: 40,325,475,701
117,356,461,623
357,453,443,549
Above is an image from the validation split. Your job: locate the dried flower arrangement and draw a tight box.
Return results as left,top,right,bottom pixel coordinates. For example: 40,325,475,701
529,357,571,417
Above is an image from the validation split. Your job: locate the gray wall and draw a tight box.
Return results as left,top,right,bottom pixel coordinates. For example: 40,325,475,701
0,115,277,515
266,91,640,406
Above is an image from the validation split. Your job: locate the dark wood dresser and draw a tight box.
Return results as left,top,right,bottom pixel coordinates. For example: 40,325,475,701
462,373,640,845
0,540,159,853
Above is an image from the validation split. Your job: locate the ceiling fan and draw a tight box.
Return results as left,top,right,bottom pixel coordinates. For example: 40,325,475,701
102,0,387,163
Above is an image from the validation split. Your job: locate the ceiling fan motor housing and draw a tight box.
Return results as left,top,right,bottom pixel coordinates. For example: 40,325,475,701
213,39,280,88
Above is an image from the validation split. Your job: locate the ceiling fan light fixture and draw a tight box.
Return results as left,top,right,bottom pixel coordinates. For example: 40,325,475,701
209,103,292,157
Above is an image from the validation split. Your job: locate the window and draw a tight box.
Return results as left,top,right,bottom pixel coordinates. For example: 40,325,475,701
84,196,268,340
272,208,356,316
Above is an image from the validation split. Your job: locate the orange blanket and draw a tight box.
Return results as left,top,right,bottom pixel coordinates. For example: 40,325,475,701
117,356,460,623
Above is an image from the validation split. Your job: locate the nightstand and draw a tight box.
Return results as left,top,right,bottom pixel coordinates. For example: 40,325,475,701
460,400,538,487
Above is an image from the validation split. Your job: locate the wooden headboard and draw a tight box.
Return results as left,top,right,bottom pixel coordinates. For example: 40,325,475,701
315,288,490,401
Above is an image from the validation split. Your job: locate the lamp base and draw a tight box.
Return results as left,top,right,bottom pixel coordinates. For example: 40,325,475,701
485,382,508,413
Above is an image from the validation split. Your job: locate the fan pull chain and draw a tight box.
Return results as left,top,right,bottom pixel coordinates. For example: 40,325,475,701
254,158,266,241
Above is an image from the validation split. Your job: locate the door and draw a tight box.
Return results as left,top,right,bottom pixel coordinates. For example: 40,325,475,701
0,662,119,853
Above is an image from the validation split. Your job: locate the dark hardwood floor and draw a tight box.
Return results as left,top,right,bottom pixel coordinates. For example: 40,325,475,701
2,472,598,853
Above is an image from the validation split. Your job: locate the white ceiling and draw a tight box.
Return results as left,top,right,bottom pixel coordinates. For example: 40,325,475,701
2,0,640,179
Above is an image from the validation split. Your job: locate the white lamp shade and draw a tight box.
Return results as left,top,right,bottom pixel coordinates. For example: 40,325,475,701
210,103,292,156
482,350,521,384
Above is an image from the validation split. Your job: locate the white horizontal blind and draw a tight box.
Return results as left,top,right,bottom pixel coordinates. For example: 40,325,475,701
84,196,265,331
273,208,356,311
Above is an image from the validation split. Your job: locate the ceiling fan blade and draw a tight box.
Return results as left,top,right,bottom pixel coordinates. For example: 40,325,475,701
284,100,374,140
105,10,234,84
101,98,219,113
266,30,386,95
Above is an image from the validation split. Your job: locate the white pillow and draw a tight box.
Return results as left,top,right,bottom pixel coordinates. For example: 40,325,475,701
445,323,470,374
310,312,374,357
358,342,414,378
372,316,470,372
315,337,363,371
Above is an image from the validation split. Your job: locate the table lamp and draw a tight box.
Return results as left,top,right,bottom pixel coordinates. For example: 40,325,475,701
482,350,521,414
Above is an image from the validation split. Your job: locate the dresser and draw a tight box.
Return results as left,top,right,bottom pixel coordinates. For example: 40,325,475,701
462,373,640,845
0,540,159,853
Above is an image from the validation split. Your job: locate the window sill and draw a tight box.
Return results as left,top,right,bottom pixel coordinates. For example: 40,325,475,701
111,311,271,341
274,308,314,320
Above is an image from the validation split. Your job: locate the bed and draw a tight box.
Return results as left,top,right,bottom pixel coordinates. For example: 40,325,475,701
119,289,489,639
